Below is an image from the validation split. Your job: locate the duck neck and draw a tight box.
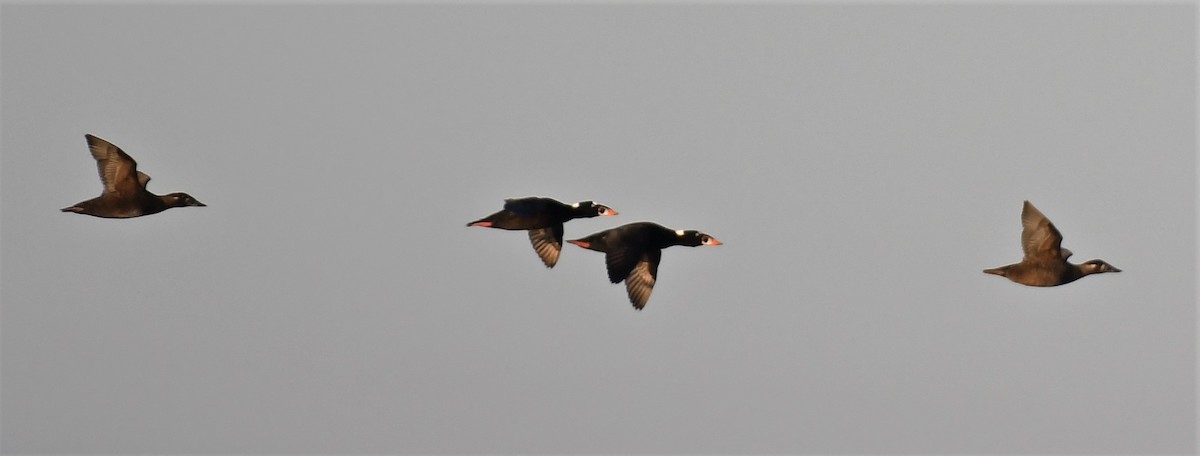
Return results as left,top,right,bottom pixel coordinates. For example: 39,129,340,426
149,194,182,213
567,206,598,220
1061,263,1086,284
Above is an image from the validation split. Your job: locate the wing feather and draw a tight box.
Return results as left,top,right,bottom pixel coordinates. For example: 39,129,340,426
624,250,661,310
1020,201,1064,262
605,246,644,284
86,134,141,195
527,225,564,268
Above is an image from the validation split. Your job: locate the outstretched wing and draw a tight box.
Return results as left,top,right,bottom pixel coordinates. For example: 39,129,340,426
624,250,661,310
604,245,645,284
1021,201,1065,262
86,134,141,195
527,224,564,268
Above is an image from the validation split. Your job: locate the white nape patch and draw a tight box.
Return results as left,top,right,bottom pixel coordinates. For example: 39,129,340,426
675,230,685,236
571,202,580,208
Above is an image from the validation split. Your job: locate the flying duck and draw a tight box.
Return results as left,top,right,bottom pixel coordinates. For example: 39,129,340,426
468,196,617,267
567,221,721,310
62,134,205,218
983,200,1120,286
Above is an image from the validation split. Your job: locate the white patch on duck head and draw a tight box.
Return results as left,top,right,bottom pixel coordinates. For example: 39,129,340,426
675,229,685,236
571,202,580,208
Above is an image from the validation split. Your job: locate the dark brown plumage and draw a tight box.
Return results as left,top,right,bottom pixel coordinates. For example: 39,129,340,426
983,200,1120,286
61,134,205,218
567,221,721,310
467,197,617,267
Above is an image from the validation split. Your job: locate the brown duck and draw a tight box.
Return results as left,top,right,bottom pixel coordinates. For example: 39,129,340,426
62,134,205,218
984,200,1119,286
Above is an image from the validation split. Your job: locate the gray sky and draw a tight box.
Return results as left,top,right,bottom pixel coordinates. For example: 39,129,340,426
1,3,1194,454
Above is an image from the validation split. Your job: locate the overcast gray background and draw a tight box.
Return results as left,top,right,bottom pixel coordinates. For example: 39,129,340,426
1,3,1195,454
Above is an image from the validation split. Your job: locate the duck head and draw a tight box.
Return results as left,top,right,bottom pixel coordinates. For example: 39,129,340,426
572,201,618,217
165,192,206,208
674,229,722,247
1080,259,1121,275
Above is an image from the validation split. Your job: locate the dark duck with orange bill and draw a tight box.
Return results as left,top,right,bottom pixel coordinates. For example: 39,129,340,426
468,196,617,267
568,221,721,310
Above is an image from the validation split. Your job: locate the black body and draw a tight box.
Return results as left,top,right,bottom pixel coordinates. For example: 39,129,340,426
467,197,616,268
568,221,720,310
